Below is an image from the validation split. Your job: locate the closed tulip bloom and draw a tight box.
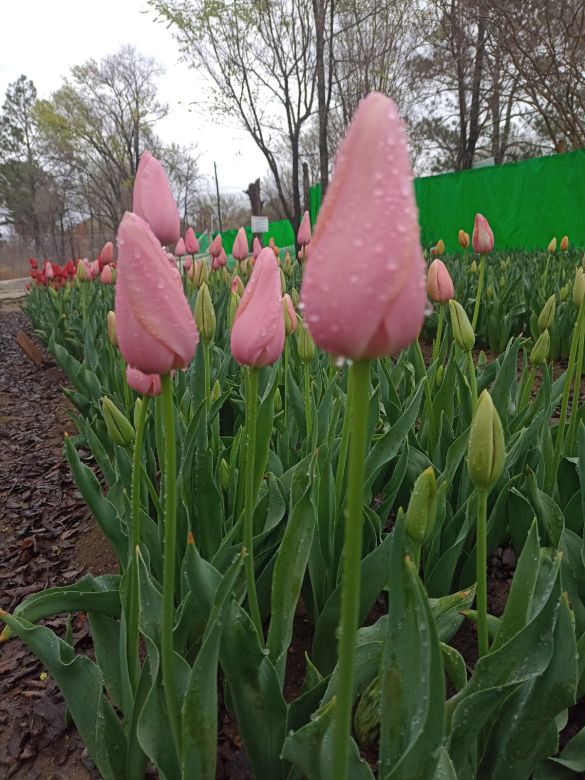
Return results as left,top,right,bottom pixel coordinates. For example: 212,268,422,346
472,213,494,254
301,92,426,359
76,260,89,282
548,237,557,253
218,248,227,267
427,259,454,303
133,151,180,246
458,229,470,249
231,275,244,296
431,239,445,256
100,241,114,265
253,237,262,259
107,310,118,346
44,262,54,279
232,227,249,261
283,293,297,336
115,211,198,375
89,260,100,278
100,265,113,284
561,235,569,251
184,227,199,254
297,211,312,246
175,237,186,256
231,247,285,366
183,257,193,271
209,234,223,258
126,366,162,396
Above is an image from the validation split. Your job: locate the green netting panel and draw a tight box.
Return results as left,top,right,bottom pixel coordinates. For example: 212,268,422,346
204,219,296,258
309,184,321,227
308,150,585,251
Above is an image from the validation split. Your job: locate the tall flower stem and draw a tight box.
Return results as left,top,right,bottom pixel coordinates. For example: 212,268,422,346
244,367,264,645
331,359,370,780
466,350,478,413
431,303,445,364
519,366,536,411
160,373,181,757
334,370,353,511
283,339,290,435
549,297,585,492
472,254,486,331
567,310,585,454
476,489,489,657
127,396,149,691
303,361,313,438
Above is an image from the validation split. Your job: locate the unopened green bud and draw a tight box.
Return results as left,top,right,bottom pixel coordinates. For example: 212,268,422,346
574,268,585,308
435,364,444,388
220,267,229,284
48,286,58,300
211,379,221,404
354,675,381,749
467,390,505,492
291,287,300,308
133,398,143,430
560,284,569,302
107,310,117,347
283,252,292,275
297,319,315,363
530,329,550,367
470,260,477,273
63,286,71,303
76,261,88,282
228,290,240,329
220,458,230,492
499,275,505,289
274,387,283,413
192,260,209,288
102,396,135,447
195,282,216,343
537,294,556,332
279,268,286,295
406,467,437,545
477,350,488,368
283,296,296,337
449,300,475,351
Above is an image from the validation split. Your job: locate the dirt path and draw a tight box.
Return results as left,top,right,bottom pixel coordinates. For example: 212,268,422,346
0,278,28,301
0,301,116,779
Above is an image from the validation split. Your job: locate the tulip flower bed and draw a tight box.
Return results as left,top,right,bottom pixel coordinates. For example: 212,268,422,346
4,93,585,780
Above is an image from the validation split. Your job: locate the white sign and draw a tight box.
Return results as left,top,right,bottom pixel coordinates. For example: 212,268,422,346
251,215,269,233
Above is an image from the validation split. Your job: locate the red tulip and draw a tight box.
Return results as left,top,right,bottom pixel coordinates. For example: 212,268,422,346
230,248,285,366
132,151,180,246
301,92,426,359
472,213,494,254
184,227,199,254
115,211,198,375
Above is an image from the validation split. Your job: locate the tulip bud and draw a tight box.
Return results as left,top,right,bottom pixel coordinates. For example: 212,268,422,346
76,260,88,282
432,239,445,256
48,285,58,300
231,275,244,297
283,252,292,275
530,329,550,367
472,213,494,254
354,676,380,749
63,286,71,303
195,282,216,343
406,466,437,545
478,350,488,368
470,260,477,273
279,268,286,294
574,268,585,308
467,390,505,492
220,458,230,492
449,300,475,351
107,310,118,347
274,387,283,413
435,364,444,387
561,235,569,252
228,290,240,329
102,396,135,447
537,294,556,332
191,260,209,288
291,287,300,308
211,378,221,403
547,237,557,253
283,293,297,336
133,397,143,430
458,229,470,249
297,318,316,363
560,284,569,302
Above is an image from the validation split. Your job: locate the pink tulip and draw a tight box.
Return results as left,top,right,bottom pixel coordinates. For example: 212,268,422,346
44,262,54,279
132,151,180,246
301,92,426,359
209,234,223,258
100,241,114,265
253,237,262,259
231,247,285,366
212,255,222,271
126,366,162,396
297,211,312,246
115,212,198,375
472,213,494,254
232,227,249,261
175,237,186,256
283,293,297,333
218,249,227,267
90,260,100,279
183,257,193,271
231,275,244,296
100,265,113,284
427,259,454,303
184,227,199,254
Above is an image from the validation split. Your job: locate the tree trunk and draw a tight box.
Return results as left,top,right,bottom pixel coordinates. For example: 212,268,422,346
461,14,487,169
312,0,329,194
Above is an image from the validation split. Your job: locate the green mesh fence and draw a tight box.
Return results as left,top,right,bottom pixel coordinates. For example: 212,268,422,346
309,149,585,251
197,219,296,258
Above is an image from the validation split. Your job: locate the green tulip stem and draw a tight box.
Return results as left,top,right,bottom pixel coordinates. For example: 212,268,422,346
567,307,585,453
127,396,149,691
244,367,264,645
160,373,181,757
303,361,313,438
467,350,478,412
203,341,211,412
472,254,486,331
334,368,354,511
284,338,290,435
476,489,489,657
155,395,165,502
432,303,445,364
331,359,370,780
550,296,585,492
519,366,536,411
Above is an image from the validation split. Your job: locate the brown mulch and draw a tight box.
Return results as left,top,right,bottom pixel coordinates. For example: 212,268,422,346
0,302,116,779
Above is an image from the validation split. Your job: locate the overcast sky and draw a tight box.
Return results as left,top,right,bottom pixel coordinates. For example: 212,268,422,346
0,0,268,195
